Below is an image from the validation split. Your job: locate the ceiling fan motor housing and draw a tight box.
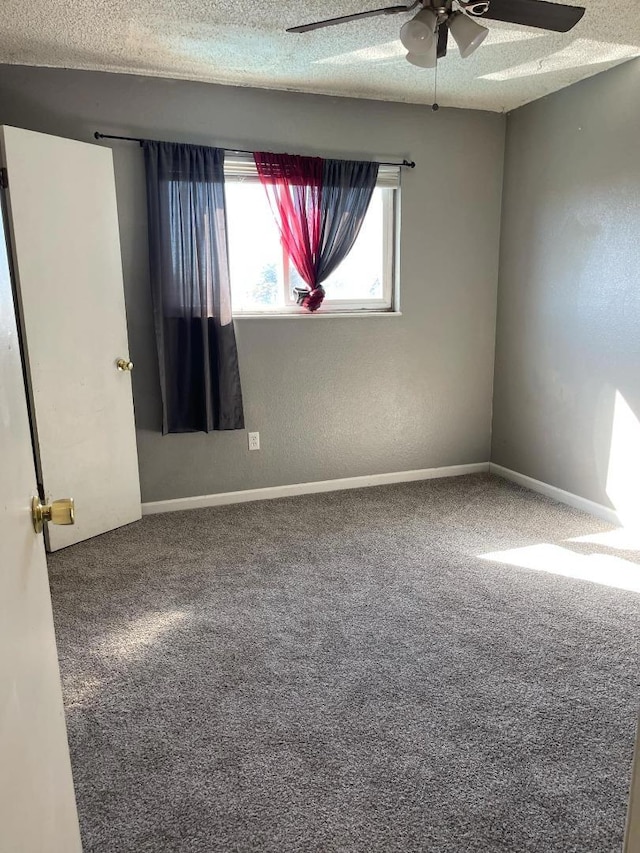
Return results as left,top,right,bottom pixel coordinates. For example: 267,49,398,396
428,0,453,22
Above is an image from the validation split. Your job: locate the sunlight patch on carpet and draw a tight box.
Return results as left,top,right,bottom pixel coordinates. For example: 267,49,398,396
479,542,640,593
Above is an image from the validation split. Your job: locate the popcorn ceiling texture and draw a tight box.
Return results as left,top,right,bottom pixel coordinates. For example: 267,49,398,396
1,0,638,111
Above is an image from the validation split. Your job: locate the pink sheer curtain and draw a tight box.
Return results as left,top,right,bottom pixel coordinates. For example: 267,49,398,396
254,152,326,311
255,152,380,313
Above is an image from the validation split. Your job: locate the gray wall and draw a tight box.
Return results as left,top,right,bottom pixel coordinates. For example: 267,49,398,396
0,66,505,502
492,59,640,511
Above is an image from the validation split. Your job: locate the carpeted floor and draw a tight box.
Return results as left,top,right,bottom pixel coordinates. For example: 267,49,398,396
48,474,640,853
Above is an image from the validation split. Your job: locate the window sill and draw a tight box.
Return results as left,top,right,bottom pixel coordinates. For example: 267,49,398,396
234,311,402,320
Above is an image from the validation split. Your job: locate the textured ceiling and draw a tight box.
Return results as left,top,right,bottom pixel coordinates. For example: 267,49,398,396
1,0,639,111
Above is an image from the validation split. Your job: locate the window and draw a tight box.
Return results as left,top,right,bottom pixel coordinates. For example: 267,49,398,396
224,157,399,314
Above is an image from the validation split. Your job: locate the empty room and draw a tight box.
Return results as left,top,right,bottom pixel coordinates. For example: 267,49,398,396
1,0,639,850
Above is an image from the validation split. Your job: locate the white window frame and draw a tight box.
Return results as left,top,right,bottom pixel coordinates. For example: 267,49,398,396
224,156,400,316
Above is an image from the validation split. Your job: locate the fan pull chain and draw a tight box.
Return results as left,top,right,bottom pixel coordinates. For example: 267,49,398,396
432,60,439,112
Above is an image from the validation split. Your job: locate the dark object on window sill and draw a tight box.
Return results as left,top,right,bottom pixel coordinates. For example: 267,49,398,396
293,285,326,312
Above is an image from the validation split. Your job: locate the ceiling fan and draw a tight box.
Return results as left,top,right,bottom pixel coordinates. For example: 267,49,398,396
286,0,586,68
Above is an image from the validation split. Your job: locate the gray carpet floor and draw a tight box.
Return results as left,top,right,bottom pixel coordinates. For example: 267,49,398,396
48,474,640,853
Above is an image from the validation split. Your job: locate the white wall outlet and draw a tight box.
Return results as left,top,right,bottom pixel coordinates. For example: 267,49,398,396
248,431,260,451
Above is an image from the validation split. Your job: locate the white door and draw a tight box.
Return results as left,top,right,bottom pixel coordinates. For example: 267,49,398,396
0,125,141,551
0,197,82,850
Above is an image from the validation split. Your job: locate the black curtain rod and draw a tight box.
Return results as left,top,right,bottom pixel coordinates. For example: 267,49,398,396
93,132,416,168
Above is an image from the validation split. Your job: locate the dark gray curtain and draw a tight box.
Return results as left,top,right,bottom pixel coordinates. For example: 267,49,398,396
316,158,379,284
143,141,244,434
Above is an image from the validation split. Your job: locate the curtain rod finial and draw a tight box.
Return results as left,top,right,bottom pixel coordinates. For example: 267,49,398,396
404,160,416,168
94,131,102,140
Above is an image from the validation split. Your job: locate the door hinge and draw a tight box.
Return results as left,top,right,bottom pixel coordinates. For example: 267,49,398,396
0,168,7,189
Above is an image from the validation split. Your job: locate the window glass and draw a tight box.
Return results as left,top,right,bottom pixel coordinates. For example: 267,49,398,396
288,190,384,302
225,178,394,314
225,182,284,313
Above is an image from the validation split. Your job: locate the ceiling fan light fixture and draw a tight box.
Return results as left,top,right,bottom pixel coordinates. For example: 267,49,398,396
400,8,437,54
449,12,488,58
405,45,437,68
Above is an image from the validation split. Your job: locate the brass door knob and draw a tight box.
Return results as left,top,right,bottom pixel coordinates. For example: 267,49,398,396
116,358,134,372
32,496,75,534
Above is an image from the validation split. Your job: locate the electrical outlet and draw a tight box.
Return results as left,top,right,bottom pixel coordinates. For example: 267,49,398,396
248,431,260,451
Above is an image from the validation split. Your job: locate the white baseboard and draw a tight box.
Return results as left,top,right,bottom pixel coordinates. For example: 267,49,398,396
142,462,490,515
489,463,621,526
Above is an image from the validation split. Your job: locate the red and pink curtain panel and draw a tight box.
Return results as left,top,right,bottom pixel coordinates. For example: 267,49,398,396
254,152,379,312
